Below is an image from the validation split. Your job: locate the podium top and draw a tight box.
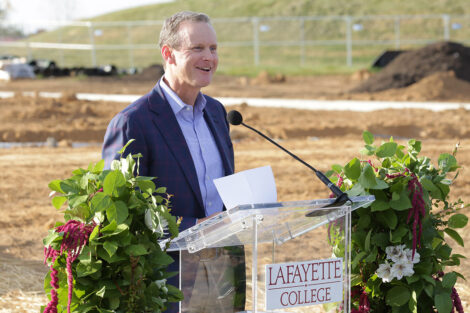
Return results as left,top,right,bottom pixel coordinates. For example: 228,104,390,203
165,196,374,252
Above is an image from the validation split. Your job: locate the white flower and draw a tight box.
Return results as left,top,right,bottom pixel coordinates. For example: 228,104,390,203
376,262,393,283
405,249,420,264
390,261,414,280
386,245,408,263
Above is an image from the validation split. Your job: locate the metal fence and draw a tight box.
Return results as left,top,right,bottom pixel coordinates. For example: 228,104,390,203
1,14,469,70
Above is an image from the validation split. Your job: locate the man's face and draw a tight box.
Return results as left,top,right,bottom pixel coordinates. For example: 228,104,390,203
164,21,218,95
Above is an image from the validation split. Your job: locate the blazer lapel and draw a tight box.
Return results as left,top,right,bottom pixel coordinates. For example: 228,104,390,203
147,84,204,210
204,106,234,176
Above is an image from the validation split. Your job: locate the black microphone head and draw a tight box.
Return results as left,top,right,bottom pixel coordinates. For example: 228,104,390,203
227,110,243,126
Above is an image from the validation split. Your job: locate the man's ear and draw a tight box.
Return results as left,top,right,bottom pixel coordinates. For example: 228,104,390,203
161,45,174,65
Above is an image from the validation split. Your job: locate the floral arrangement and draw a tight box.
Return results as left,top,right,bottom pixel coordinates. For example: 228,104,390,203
41,140,183,313
327,132,468,313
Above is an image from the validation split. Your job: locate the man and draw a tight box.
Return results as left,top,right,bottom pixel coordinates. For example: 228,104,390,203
102,11,245,313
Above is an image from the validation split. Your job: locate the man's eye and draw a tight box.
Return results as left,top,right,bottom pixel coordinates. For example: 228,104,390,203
192,47,203,51
210,47,217,52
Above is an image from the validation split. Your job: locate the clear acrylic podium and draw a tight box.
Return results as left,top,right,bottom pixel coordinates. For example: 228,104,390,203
165,196,375,313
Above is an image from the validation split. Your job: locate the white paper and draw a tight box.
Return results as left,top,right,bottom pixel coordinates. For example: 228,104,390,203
213,165,277,210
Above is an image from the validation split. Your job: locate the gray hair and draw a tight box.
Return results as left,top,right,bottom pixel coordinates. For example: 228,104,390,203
158,11,211,49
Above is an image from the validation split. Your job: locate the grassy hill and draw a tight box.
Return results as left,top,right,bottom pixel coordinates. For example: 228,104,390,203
9,0,470,75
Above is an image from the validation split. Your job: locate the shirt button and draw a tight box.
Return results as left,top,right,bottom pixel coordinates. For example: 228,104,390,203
208,202,212,207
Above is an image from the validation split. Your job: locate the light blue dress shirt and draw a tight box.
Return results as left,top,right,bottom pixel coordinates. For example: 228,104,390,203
160,79,225,217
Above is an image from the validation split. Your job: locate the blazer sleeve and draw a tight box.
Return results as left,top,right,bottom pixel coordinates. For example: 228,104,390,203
102,111,150,176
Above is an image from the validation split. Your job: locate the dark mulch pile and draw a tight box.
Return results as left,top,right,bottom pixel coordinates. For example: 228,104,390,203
352,41,470,93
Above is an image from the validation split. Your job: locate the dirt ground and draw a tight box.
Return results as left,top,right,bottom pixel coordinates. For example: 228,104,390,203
0,73,469,312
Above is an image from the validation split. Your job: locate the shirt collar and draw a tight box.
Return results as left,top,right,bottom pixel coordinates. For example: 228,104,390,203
159,77,206,115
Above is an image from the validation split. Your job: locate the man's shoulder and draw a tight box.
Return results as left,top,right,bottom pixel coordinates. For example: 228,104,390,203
118,87,164,118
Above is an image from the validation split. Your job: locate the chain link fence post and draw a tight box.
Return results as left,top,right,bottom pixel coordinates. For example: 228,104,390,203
299,17,306,66
252,17,260,66
345,16,352,67
442,14,450,41
394,16,401,49
87,22,97,67
127,23,135,69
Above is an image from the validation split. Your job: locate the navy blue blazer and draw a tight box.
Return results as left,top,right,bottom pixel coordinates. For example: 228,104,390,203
102,82,234,231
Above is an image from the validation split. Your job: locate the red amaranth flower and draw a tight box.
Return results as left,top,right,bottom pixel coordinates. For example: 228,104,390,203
43,220,95,313
43,249,59,313
385,168,425,260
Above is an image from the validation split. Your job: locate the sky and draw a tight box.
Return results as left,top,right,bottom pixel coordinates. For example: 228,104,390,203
1,0,172,33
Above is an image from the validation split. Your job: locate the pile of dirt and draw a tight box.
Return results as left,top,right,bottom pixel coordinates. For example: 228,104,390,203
353,41,470,93
131,64,164,81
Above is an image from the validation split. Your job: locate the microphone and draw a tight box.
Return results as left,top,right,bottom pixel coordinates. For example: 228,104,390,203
227,110,350,207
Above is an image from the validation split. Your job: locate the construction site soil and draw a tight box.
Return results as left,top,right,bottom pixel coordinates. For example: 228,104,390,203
1,46,470,311
353,41,470,93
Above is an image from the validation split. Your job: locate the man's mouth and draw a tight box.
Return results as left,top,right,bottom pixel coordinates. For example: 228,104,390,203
196,66,211,72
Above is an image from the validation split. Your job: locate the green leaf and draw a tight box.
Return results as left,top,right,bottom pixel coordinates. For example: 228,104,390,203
118,139,135,155
101,220,117,234
155,187,167,194
151,250,174,266
52,196,67,210
106,201,129,224
125,244,149,256
390,189,412,211
386,286,410,306
438,153,458,172
444,228,464,247
420,178,439,193
391,225,408,243
364,229,372,252
370,178,388,190
60,180,80,194
376,142,398,158
344,158,361,180
448,214,468,228
442,272,457,289
371,233,389,249
332,164,343,173
96,285,106,298
43,229,60,247
103,241,119,258
137,180,156,195
437,244,452,259
361,144,376,156
69,194,89,208
396,146,405,159
108,296,119,309
435,291,453,313
371,200,389,212
89,225,100,242
91,193,112,213
408,139,422,153
48,179,64,193
77,260,102,277
92,159,105,173
103,171,126,197
382,210,398,229
363,131,374,145
409,290,417,313
162,209,179,238
358,164,377,188
346,183,365,197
